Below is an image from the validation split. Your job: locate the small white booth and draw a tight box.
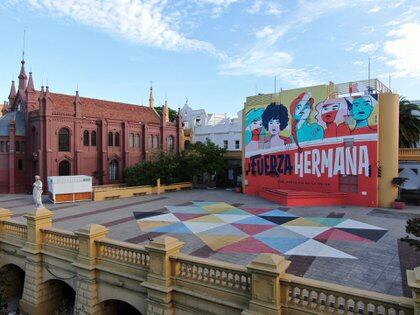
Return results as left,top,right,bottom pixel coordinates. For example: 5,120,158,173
48,175,93,204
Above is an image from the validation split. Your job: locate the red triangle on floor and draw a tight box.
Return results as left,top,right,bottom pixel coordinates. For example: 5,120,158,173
240,207,275,215
218,237,279,254
173,213,206,221
232,223,274,235
314,228,372,242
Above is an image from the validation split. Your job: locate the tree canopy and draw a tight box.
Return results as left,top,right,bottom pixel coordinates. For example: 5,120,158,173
124,139,226,186
399,98,420,148
154,106,178,122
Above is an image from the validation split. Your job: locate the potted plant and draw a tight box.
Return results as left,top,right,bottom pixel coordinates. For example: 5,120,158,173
391,177,408,209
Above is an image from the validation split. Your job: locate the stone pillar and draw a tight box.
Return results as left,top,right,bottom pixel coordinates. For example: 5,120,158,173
20,207,54,315
156,178,161,195
407,266,420,315
378,93,399,207
73,224,109,315
244,254,291,315
143,236,184,315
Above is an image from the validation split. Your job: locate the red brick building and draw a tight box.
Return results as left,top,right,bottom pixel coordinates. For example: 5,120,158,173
0,59,183,193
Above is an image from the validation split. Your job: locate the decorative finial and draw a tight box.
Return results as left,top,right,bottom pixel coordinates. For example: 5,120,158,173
22,29,26,62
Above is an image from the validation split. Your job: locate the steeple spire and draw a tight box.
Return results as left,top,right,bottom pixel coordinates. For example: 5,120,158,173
18,60,27,92
8,80,16,100
26,72,35,92
149,83,154,108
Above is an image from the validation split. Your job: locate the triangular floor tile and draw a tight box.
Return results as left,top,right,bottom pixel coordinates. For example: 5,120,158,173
282,217,325,227
304,217,346,227
142,213,180,222
336,228,387,242
199,224,248,236
255,236,308,253
166,206,207,214
188,214,226,223
259,209,297,217
240,207,275,215
153,222,193,234
259,216,297,225
138,220,175,232
282,226,330,238
196,234,247,251
235,216,276,226
173,213,207,221
314,228,373,243
284,239,356,259
334,219,386,230
183,222,227,234
255,225,308,238
214,214,252,223
232,223,275,236
133,210,167,220
219,237,279,254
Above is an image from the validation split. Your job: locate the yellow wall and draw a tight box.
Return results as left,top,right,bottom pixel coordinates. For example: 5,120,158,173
378,93,399,207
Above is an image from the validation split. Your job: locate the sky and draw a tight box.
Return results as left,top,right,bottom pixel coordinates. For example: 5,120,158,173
0,0,419,116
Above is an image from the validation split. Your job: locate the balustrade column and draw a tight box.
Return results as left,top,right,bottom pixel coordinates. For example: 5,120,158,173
20,207,54,315
143,236,184,315
407,266,420,315
0,208,12,233
244,253,291,315
73,224,109,315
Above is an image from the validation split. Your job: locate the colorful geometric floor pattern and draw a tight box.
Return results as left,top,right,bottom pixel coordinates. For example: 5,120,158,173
134,202,388,259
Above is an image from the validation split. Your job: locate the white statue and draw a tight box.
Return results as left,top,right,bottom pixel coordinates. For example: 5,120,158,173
32,175,44,209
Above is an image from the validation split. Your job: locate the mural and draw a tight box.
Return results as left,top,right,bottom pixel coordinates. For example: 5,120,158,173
244,88,379,206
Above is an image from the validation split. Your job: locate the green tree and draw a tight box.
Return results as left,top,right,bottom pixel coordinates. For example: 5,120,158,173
182,139,226,176
154,106,178,122
399,98,420,148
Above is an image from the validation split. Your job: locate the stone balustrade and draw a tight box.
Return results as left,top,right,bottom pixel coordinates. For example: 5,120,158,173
97,238,149,268
0,206,418,315
42,227,79,251
173,253,251,293
2,220,28,240
282,275,414,315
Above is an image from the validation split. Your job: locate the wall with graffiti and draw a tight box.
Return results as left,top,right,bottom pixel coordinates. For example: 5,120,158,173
244,85,379,206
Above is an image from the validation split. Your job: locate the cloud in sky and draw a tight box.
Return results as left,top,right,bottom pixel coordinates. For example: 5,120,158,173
24,0,223,57
384,22,420,78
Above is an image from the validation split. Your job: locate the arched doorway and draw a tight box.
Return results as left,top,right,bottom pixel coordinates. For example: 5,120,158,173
40,279,75,315
109,160,119,181
58,160,71,176
0,264,25,313
184,140,191,149
98,299,142,315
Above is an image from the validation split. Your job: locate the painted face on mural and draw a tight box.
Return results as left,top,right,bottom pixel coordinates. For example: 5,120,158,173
268,119,281,135
293,100,311,121
321,102,340,123
250,119,263,135
351,97,373,121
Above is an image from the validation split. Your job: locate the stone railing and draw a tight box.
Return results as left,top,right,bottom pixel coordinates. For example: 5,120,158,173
172,253,251,293
399,148,420,161
282,275,414,315
42,227,79,251
93,179,192,201
3,220,28,240
0,207,418,315
97,238,149,268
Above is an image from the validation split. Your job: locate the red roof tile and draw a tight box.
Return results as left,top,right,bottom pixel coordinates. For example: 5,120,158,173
34,91,160,123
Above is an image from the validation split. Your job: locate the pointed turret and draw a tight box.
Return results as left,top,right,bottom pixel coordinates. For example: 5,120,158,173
162,100,169,123
8,81,16,101
18,60,27,92
149,86,155,108
74,90,81,117
26,72,35,92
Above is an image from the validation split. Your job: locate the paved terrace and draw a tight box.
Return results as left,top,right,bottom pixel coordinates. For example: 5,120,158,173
1,189,419,297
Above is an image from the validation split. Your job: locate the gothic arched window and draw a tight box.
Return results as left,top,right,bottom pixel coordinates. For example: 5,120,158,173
115,132,120,147
91,131,97,146
167,136,174,151
108,132,114,147
83,130,89,146
58,128,70,152
59,160,71,176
